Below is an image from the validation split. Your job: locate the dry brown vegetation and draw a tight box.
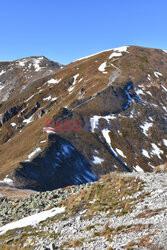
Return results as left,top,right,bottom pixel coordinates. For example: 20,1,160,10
61,238,84,249
136,208,166,219
60,173,145,216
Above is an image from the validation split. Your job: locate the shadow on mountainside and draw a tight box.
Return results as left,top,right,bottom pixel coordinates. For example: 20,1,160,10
11,134,97,191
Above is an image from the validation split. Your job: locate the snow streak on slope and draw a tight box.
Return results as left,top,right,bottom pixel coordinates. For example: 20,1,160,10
0,70,6,76
154,71,162,78
133,165,144,172
0,207,65,235
28,147,42,159
102,129,131,172
161,84,167,92
47,78,61,84
151,143,163,159
115,148,127,158
68,73,79,93
142,149,150,158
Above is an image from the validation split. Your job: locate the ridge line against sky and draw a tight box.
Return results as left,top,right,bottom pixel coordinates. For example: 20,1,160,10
0,0,167,64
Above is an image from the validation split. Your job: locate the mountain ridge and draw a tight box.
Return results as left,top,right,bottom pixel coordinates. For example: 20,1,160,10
0,45,166,191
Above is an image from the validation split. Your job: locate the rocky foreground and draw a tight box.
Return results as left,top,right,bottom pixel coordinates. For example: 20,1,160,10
0,183,92,227
0,171,167,249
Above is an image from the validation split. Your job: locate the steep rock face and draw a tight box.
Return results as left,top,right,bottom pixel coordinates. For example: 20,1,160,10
0,105,23,125
11,134,97,191
0,46,166,190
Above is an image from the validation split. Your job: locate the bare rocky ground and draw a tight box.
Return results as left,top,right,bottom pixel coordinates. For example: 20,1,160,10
0,171,167,249
34,172,167,250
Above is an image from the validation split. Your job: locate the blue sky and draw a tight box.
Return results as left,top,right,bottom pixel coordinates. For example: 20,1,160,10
0,0,167,64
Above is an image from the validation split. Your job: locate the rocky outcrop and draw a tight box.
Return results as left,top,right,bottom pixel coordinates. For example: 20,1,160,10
24,102,40,119
0,105,23,125
11,134,97,191
37,109,45,118
0,182,91,226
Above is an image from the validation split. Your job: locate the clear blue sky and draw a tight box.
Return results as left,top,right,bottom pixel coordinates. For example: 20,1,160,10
0,0,167,64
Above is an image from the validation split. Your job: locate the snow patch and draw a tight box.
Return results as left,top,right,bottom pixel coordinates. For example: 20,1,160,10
151,143,163,159
25,94,34,103
10,122,16,127
102,129,118,156
147,74,151,81
43,95,51,101
0,177,13,186
28,147,42,159
140,122,152,136
102,129,111,146
115,148,126,158
92,156,104,165
161,84,167,92
47,78,61,84
146,91,152,96
18,61,26,67
0,207,65,235
75,46,129,62
109,46,129,59
78,77,83,83
0,84,5,91
51,97,57,101
142,149,150,158
162,106,167,112
23,115,34,124
0,70,6,76
98,62,107,73
154,71,162,78
109,52,122,59
90,114,116,132
113,46,129,53
162,139,167,147
148,116,153,121
134,165,144,172
33,57,43,72
40,140,47,144
136,89,144,95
